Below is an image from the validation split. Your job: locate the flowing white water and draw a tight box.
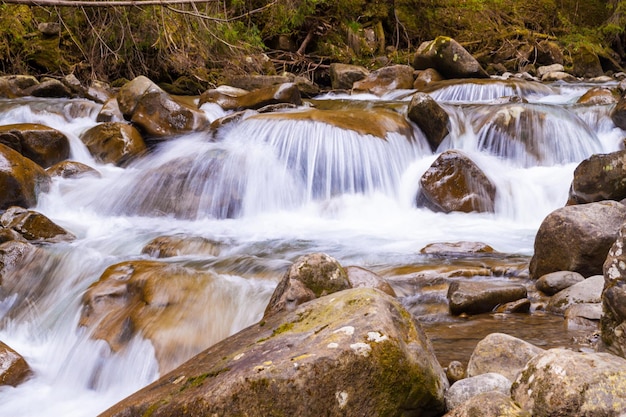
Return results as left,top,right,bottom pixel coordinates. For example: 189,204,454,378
0,81,623,416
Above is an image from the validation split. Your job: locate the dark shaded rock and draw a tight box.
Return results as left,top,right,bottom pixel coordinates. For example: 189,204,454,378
571,45,604,79
264,252,350,317
0,341,31,386
352,64,415,96
412,37,489,79
329,63,369,90
612,94,626,130
99,288,448,417
568,150,626,204
535,271,585,295
46,160,100,179
80,122,146,166
417,150,496,213
0,75,38,98
529,201,626,278
511,348,626,416
447,281,527,315
536,40,564,66
0,123,70,168
24,78,72,98
0,143,50,210
407,92,449,151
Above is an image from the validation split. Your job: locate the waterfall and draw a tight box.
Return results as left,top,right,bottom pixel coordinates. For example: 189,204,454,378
0,80,623,416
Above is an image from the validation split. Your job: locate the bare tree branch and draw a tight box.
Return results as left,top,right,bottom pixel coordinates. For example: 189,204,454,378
1,0,219,7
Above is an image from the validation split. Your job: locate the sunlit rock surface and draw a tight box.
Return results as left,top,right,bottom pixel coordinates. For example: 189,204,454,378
100,288,448,417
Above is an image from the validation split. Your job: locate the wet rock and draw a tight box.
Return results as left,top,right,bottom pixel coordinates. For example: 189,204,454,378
352,64,415,96
541,71,577,82
536,40,564,66
87,80,113,104
0,75,39,98
0,206,75,243
565,303,602,330
447,281,527,315
345,265,396,297
535,271,585,296
420,241,495,256
601,223,626,357
0,240,35,284
96,98,124,123
412,36,489,79
61,74,86,97
264,253,350,317
131,90,210,138
46,160,100,179
141,234,222,258
413,68,444,90
612,94,626,130
445,372,512,411
511,348,626,416
24,78,72,98
80,122,146,166
576,87,619,105
116,75,162,117
494,298,531,313
0,341,31,386
99,288,448,417
571,45,604,79
529,201,626,278
547,275,604,315
198,85,249,109
226,74,293,91
467,333,544,381
0,143,50,210
80,260,258,373
407,92,449,151
417,150,496,214
329,63,369,90
201,83,301,111
0,123,70,168
568,150,626,204
444,391,529,417
293,75,320,98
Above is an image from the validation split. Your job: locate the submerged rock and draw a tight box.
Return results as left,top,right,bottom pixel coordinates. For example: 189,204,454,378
529,201,626,278
141,234,222,258
100,288,448,417
0,123,70,168
417,150,496,213
511,348,626,416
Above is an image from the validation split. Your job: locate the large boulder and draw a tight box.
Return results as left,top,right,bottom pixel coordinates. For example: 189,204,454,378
529,201,626,279
264,252,351,317
329,63,369,90
602,223,626,357
79,122,146,166
417,150,496,214
407,92,449,151
511,348,626,416
612,94,626,130
79,260,267,373
0,143,50,210
571,45,604,79
352,64,415,96
99,288,448,417
567,150,626,204
0,123,70,168
446,281,527,315
0,341,31,386
412,37,489,79
199,82,302,111
467,333,544,381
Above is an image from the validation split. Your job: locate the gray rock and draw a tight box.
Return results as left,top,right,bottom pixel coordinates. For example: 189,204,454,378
547,275,604,314
565,303,602,330
445,372,512,411
329,63,369,90
447,281,527,315
568,150,626,204
444,391,530,417
602,223,626,357
412,37,489,79
535,270,585,295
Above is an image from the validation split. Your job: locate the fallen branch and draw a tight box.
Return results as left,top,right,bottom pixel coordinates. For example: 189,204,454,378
1,0,219,6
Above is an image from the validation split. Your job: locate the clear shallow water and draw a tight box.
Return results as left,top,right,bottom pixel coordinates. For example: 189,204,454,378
0,82,623,416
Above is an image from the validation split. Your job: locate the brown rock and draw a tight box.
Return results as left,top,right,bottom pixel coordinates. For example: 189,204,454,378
141,234,222,258
264,253,350,318
345,265,396,297
536,40,564,66
0,341,31,386
0,75,38,98
80,122,146,166
535,271,585,295
576,87,619,105
407,92,449,151
417,150,496,213
99,288,448,417
352,64,415,96
96,98,124,123
226,74,293,91
412,37,489,79
329,63,369,90
420,241,495,256
568,150,626,204
24,78,72,98
46,160,100,179
116,75,162,117
201,83,302,111
413,68,444,90
0,143,50,209
0,207,75,243
0,123,70,168
529,201,626,278
447,281,527,315
571,45,604,79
